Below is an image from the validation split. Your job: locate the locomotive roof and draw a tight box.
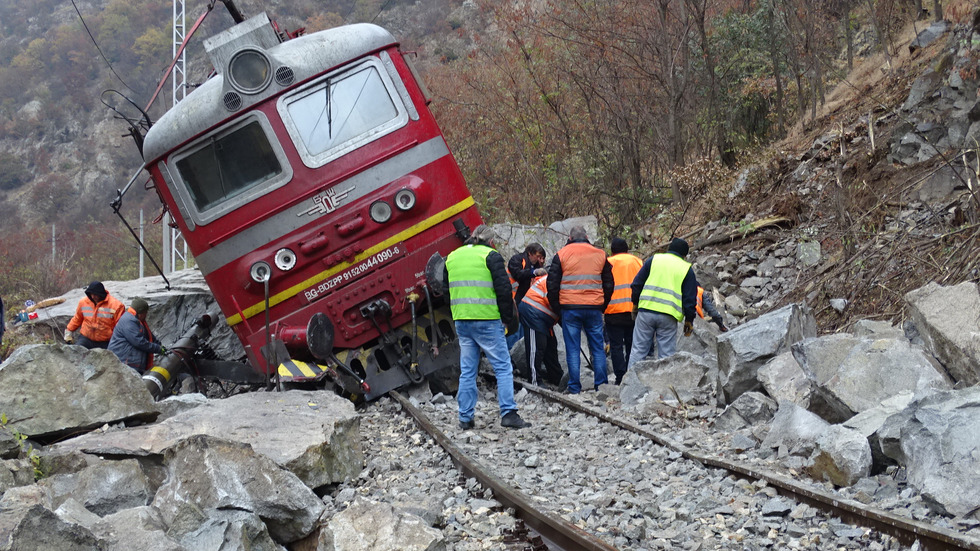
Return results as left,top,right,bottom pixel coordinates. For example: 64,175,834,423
142,22,398,163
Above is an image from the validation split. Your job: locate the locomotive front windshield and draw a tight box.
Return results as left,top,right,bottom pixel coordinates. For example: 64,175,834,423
175,121,283,212
280,58,408,167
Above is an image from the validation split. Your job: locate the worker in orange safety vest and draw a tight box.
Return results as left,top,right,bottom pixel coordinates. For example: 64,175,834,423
518,274,563,386
64,281,125,349
546,226,614,393
604,238,643,384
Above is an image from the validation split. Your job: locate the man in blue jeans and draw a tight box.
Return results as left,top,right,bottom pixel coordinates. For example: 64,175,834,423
445,224,530,430
628,237,699,366
546,226,614,393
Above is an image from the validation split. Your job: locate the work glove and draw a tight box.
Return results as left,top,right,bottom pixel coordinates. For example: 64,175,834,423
683,320,694,337
159,344,167,355
533,268,547,277
712,317,729,332
63,329,74,344
631,305,638,321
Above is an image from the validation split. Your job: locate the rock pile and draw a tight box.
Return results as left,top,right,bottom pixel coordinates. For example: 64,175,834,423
619,280,980,520
0,346,379,550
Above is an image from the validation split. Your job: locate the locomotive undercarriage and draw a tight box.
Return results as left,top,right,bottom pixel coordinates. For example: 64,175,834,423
276,297,460,401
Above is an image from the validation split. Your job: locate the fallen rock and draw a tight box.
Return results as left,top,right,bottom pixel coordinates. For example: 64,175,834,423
620,352,715,407
878,386,980,516
153,434,324,544
842,391,918,474
713,392,777,431
806,425,872,487
0,345,158,439
757,352,814,409
26,270,245,362
51,390,363,490
40,458,153,517
905,281,980,385
716,303,816,406
761,402,830,457
314,496,446,551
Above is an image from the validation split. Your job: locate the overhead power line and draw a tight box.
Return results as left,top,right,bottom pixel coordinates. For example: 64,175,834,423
70,0,136,93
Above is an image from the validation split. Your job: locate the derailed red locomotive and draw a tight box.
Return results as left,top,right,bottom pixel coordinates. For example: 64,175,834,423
133,9,479,399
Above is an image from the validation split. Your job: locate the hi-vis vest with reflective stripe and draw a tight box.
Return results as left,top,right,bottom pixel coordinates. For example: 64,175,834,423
637,253,691,321
696,287,706,318
446,244,500,320
521,275,557,321
557,242,607,307
605,253,643,315
67,293,125,342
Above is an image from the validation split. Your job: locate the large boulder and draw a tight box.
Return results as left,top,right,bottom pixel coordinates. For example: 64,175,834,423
620,352,715,407
715,303,816,406
27,269,245,361
795,336,951,423
904,281,980,385
878,386,980,516
314,497,446,551
491,215,599,262
761,402,830,457
153,435,324,545
806,425,872,487
757,352,813,409
713,391,777,431
0,345,158,439
842,391,919,474
39,458,153,517
50,390,363,490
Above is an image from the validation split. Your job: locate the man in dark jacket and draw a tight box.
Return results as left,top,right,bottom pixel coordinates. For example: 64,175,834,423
108,297,166,374
508,243,547,303
546,226,614,393
506,243,546,348
444,225,530,430
628,238,699,366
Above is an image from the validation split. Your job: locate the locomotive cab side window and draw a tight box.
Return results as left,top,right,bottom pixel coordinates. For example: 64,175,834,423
167,113,293,226
279,57,409,168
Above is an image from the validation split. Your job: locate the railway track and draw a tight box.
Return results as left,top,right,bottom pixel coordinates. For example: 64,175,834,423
382,382,980,550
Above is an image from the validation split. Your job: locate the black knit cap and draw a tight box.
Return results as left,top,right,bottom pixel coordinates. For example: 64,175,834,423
667,238,689,258
611,237,629,254
85,281,106,296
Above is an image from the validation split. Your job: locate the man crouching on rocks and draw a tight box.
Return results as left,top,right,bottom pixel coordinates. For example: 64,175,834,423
109,297,166,374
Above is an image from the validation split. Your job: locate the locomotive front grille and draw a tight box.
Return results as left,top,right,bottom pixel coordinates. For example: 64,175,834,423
223,91,243,111
275,66,295,87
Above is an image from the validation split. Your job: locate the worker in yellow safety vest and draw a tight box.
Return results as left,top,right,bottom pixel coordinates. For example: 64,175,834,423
445,224,531,430
604,238,643,384
627,238,699,366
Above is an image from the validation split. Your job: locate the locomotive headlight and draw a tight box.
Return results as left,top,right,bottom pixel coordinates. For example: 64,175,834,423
274,248,297,271
250,261,272,283
394,189,416,211
228,49,272,94
369,200,393,223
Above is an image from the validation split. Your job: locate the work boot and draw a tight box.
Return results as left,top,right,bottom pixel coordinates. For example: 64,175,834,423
459,419,475,430
500,411,531,429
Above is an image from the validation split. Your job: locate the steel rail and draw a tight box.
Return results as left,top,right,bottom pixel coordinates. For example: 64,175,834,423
389,391,619,551
522,383,980,551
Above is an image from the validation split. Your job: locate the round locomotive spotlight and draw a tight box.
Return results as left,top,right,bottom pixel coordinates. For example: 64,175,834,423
250,261,272,283
228,49,272,94
394,189,416,211
369,200,393,223
274,248,297,271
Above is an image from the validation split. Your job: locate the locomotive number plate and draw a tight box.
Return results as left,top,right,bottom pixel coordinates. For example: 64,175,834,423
303,244,405,302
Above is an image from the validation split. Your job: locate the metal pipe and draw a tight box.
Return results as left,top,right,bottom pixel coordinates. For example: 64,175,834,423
142,313,214,400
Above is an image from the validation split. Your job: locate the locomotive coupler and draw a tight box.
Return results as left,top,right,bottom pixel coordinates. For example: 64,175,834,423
360,299,396,346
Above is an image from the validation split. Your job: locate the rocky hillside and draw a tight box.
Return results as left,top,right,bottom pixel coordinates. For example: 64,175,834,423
661,17,980,333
